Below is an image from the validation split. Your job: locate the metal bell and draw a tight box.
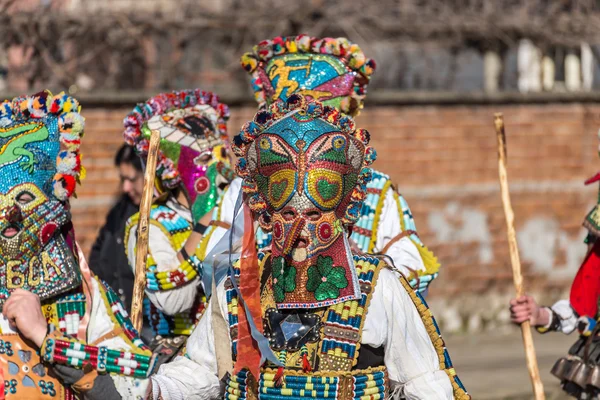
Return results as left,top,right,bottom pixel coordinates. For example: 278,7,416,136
572,363,593,388
586,365,600,389
564,359,584,383
551,357,570,380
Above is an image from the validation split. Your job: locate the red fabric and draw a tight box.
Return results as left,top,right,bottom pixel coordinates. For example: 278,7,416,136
570,240,600,318
233,204,264,380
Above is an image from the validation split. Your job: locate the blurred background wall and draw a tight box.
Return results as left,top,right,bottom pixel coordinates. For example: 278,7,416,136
3,0,600,332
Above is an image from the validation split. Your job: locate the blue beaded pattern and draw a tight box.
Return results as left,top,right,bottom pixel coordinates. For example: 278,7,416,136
224,255,387,399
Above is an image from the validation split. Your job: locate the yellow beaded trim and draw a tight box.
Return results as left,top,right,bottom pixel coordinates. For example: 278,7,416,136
259,365,388,399
397,274,470,400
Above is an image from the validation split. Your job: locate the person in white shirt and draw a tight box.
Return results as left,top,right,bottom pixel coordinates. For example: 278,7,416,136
122,89,236,358
509,170,600,398
148,94,470,400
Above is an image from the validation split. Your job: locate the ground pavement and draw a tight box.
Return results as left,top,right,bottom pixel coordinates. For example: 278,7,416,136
446,328,575,399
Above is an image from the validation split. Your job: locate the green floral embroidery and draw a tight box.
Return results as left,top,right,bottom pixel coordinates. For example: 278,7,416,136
272,256,297,302
306,256,348,301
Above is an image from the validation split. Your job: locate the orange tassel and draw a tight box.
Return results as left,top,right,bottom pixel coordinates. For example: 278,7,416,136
274,366,285,387
302,353,312,372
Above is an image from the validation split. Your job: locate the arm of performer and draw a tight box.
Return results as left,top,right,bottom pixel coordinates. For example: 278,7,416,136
126,210,213,315
510,295,578,334
148,281,228,399
3,284,154,399
370,268,454,399
374,189,426,277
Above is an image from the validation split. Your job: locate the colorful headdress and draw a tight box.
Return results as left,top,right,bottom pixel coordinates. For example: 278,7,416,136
241,35,376,117
0,90,85,200
233,94,375,309
0,90,85,307
123,90,232,220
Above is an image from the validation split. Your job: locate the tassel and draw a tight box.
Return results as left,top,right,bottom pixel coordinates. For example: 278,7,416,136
274,366,285,387
302,353,312,372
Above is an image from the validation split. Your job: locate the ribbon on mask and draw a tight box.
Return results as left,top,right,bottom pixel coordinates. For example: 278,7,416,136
202,189,281,377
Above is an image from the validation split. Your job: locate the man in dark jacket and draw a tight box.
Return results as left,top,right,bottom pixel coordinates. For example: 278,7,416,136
89,144,143,313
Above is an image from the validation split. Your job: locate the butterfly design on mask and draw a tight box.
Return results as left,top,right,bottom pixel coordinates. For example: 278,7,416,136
235,95,375,308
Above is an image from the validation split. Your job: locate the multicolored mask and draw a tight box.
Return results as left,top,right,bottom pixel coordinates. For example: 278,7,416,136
123,90,233,221
233,94,376,309
241,35,376,117
0,91,86,308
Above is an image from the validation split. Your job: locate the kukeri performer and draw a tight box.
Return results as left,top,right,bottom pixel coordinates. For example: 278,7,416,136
0,91,154,399
510,133,600,398
239,35,440,294
122,90,237,356
148,95,469,399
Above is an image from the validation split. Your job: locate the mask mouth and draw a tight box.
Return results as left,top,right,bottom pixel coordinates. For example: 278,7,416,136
295,236,308,248
1,224,20,239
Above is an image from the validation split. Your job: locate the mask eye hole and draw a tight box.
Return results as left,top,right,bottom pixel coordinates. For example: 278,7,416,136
15,191,35,205
304,209,322,221
281,208,296,221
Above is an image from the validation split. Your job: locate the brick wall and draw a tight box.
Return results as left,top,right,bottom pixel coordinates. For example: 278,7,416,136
72,103,600,318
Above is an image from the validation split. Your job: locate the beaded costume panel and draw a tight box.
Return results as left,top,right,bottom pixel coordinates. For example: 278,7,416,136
225,253,469,399
1,278,153,398
224,254,388,399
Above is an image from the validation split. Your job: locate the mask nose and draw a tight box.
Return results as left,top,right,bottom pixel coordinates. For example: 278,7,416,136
3,204,22,224
282,217,306,256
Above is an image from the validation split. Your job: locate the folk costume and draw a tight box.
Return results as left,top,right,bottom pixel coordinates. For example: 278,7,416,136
123,90,236,352
239,35,440,294
0,91,154,399
546,168,600,398
148,95,469,399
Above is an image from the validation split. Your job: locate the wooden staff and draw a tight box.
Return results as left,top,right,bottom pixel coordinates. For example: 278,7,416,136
130,129,161,332
494,113,545,400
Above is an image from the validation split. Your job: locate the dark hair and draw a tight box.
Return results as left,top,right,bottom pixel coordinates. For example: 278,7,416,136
114,144,143,172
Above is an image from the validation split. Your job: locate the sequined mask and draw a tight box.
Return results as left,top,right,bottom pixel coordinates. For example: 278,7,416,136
241,35,376,117
234,95,376,308
0,91,86,308
124,90,232,221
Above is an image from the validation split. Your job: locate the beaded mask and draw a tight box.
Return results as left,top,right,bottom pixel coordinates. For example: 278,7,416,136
233,94,375,309
123,90,233,221
241,35,376,117
0,91,85,308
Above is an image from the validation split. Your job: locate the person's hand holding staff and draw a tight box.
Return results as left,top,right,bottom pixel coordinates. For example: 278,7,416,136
130,129,161,332
494,113,545,400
